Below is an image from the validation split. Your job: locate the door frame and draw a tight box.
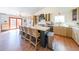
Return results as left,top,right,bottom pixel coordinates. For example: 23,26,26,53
9,17,22,30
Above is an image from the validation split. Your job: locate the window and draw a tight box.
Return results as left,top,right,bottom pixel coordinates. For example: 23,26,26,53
54,15,65,23
26,19,33,26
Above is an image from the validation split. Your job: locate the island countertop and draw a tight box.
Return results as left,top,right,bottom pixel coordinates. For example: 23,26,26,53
21,25,50,31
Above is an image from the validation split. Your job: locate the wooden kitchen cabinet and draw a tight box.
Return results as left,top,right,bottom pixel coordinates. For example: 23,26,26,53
53,26,59,34
53,26,66,36
66,27,72,38
53,26,79,45
53,26,72,38
33,16,38,26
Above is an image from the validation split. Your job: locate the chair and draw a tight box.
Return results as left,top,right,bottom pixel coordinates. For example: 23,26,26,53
19,26,22,34
25,27,31,41
19,26,22,31
30,28,40,50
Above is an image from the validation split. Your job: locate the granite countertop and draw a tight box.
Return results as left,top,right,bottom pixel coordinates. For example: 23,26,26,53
53,24,79,30
72,26,79,30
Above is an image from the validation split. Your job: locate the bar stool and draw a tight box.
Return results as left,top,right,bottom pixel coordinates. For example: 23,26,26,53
26,27,31,41
19,26,22,34
22,27,26,39
19,26,22,31
30,28,40,50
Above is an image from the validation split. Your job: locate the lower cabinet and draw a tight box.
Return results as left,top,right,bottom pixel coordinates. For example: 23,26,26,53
53,26,79,45
53,26,72,38
66,27,72,38
72,28,79,45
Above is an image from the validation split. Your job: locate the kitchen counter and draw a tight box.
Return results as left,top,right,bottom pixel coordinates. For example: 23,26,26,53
21,25,50,31
72,26,79,30
53,24,79,45
31,25,50,31
20,25,50,48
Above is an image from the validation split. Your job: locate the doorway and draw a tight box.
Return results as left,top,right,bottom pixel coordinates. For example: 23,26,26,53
9,17,22,29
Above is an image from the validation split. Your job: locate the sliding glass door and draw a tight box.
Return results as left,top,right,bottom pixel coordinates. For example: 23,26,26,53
16,18,22,28
9,17,22,29
10,18,16,29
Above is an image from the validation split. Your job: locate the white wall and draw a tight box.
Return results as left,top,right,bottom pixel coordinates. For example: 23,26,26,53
0,13,9,24
21,16,33,26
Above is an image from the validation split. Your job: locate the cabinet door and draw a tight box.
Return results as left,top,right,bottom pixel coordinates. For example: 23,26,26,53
33,16,37,26
72,28,79,45
76,29,79,45
66,28,72,38
53,26,66,36
53,26,61,35
77,32,79,44
60,27,66,36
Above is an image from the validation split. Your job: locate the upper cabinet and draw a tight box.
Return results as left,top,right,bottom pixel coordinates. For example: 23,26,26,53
72,8,77,21
77,8,79,22
44,13,50,21
72,8,79,22
33,16,38,26
32,13,51,26
39,13,50,21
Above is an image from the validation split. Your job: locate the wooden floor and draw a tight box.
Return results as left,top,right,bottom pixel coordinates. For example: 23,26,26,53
53,35,79,51
0,29,79,51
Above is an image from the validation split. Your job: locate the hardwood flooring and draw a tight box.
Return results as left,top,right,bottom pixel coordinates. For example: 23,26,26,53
0,29,78,51
0,29,50,51
53,35,79,51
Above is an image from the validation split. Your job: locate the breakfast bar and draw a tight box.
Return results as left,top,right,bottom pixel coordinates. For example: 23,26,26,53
19,25,50,49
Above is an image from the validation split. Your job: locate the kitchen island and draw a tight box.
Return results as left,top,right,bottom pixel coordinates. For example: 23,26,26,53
19,25,50,49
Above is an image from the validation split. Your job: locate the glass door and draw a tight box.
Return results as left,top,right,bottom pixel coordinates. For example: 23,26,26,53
16,18,22,28
9,17,22,29
10,18,17,29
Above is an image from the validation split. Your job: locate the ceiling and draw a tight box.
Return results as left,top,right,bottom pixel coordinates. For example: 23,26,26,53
0,7,76,17
9,7,44,14
34,7,76,15
0,7,44,16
